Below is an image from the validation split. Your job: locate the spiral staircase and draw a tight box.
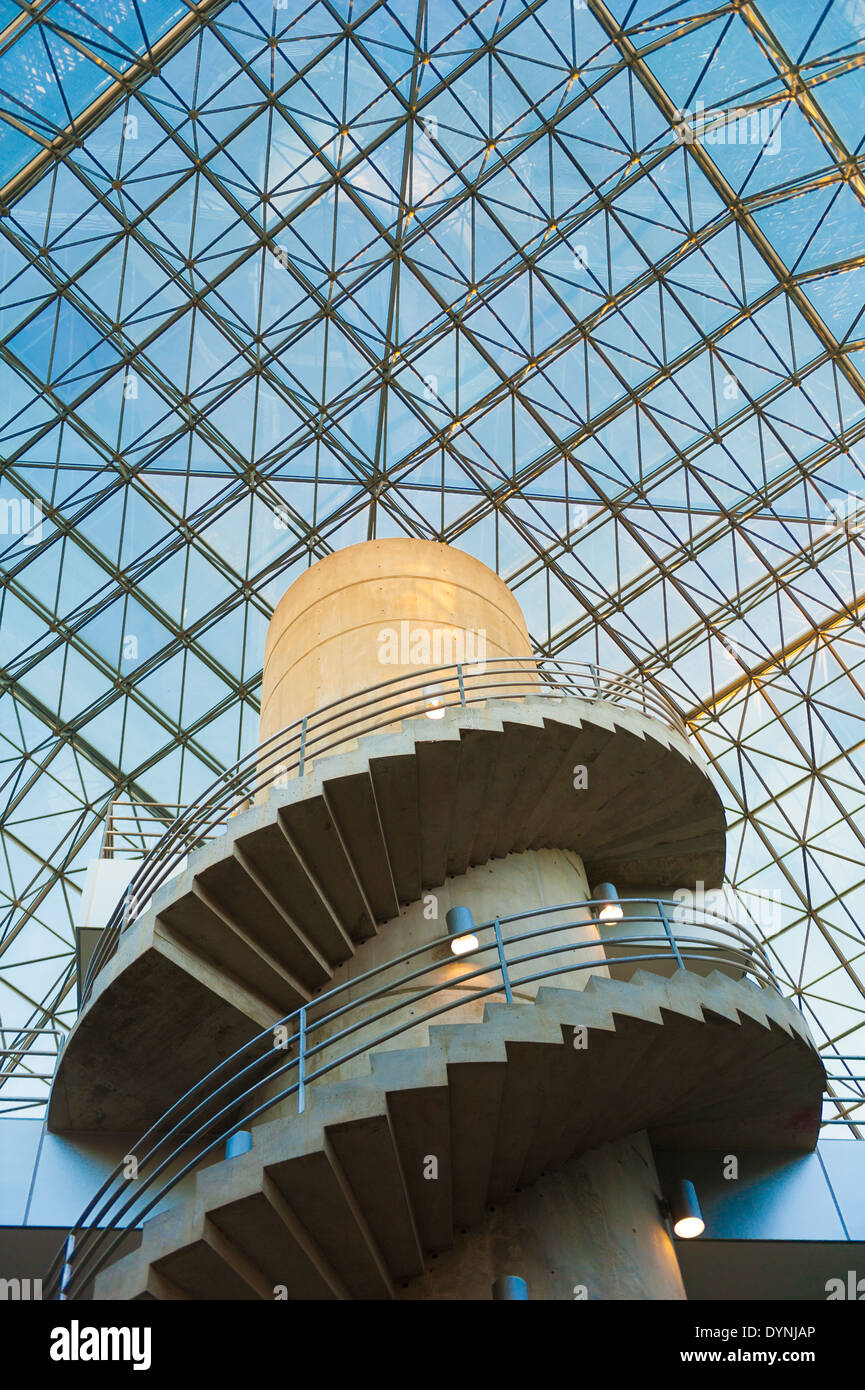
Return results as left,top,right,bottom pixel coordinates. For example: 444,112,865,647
93,968,821,1301
45,540,826,1302
50,692,725,1133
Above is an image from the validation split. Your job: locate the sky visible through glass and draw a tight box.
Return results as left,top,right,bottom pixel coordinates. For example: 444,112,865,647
1,0,864,1132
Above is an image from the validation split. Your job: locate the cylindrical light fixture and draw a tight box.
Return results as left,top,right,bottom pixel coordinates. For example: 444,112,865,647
592,881,624,922
423,683,446,718
225,1130,253,1160
492,1275,528,1300
668,1178,705,1238
446,905,479,957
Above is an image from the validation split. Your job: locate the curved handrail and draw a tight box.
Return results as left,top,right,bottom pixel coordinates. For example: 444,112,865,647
46,895,781,1301
77,659,688,1007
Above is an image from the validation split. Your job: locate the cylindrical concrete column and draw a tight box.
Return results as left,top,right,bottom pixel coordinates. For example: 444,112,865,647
396,1131,686,1301
259,538,535,750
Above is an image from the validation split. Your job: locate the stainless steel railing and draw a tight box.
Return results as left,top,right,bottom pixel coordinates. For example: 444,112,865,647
820,1058,865,1135
0,1026,66,1116
100,799,186,859
46,895,777,1300
78,658,688,1007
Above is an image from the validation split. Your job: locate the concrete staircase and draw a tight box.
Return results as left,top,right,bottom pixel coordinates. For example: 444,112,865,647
50,698,726,1131
92,969,823,1300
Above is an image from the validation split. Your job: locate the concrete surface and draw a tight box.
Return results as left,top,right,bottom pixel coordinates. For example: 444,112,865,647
259,538,534,743
396,1131,685,1300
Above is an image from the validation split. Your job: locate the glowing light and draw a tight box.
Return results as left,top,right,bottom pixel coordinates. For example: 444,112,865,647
423,684,446,718
668,1178,705,1239
592,882,623,922
446,906,479,958
673,1215,705,1239
450,932,479,956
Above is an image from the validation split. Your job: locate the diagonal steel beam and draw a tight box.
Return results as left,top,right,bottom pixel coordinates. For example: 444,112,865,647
0,0,233,209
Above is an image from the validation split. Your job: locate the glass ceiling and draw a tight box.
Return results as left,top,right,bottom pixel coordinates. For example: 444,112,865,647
1,0,864,1132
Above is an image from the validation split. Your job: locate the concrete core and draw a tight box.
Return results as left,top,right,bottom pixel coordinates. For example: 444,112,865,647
396,1130,685,1301
259,538,534,743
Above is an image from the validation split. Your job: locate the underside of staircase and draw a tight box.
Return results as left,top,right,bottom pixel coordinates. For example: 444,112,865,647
92,969,824,1301
50,697,727,1132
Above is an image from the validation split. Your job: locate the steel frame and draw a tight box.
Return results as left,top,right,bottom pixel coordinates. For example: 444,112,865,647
0,0,863,1133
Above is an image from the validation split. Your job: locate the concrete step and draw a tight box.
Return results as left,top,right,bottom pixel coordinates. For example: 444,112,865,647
470,716,546,867
518,1014,653,1185
325,1113,424,1280
414,732,463,887
90,969,823,1301
461,703,547,867
152,1216,273,1300
512,718,615,854
282,792,378,943
490,717,574,860
322,772,400,923
369,754,422,905
530,746,696,862
487,1040,557,1200
446,728,503,877
157,880,310,1015
384,1083,453,1256
264,1145,395,1299
233,819,353,968
207,1181,348,1299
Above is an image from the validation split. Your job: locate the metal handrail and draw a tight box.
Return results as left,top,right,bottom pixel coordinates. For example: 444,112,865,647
821,1054,865,1135
78,658,688,1007
0,1026,65,1106
46,895,780,1301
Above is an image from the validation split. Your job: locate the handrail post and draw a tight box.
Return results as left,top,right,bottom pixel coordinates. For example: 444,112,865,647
298,715,308,777
457,662,466,707
58,1232,76,1301
121,890,137,933
493,918,513,1004
590,662,601,700
297,1007,306,1113
658,900,685,970
101,799,116,860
